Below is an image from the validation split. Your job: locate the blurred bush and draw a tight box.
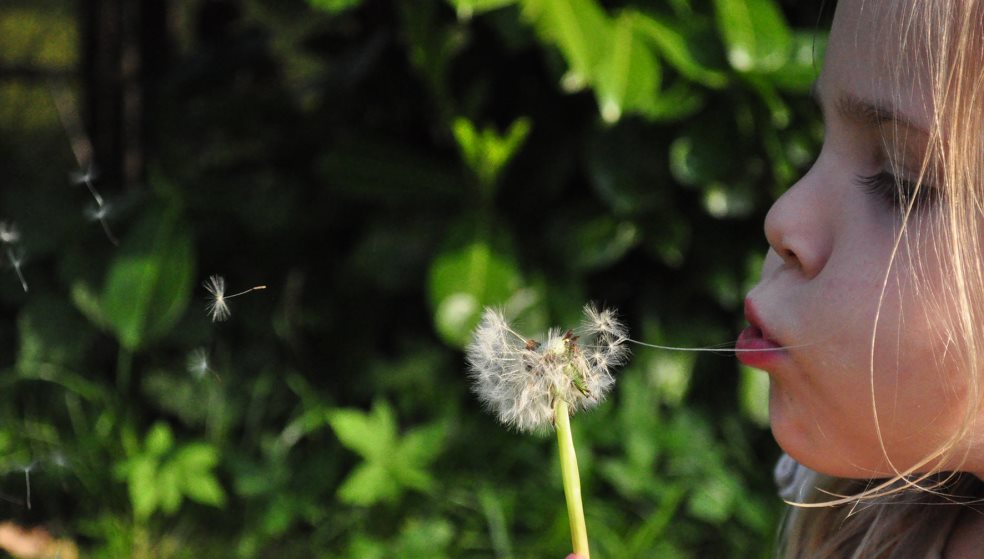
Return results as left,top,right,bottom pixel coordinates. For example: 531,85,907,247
0,0,827,556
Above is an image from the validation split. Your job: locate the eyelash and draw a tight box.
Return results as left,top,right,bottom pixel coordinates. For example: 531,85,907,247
855,171,935,209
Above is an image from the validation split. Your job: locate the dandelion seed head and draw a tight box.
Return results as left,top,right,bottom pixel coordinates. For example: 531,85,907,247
0,221,20,244
466,305,629,434
204,275,230,322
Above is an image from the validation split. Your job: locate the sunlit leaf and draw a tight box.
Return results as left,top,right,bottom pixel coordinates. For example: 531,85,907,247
129,456,159,521
337,462,401,506
713,0,791,72
521,0,611,89
628,10,728,88
452,117,532,192
594,12,661,123
144,422,174,457
100,208,195,350
447,0,517,20
328,401,397,462
181,472,227,507
157,461,183,514
428,240,521,347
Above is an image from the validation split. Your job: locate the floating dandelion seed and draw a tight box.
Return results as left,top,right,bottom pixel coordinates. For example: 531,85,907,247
0,221,28,293
0,221,20,244
187,348,210,377
187,347,212,379
466,304,629,433
204,274,267,322
7,248,28,293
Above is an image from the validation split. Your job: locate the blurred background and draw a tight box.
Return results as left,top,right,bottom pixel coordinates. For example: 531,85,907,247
0,0,830,557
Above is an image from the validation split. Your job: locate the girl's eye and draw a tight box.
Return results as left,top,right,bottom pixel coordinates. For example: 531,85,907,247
855,171,937,210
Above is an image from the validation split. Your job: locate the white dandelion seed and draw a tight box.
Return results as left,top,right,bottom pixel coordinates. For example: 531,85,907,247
8,248,28,293
0,221,20,244
187,347,212,379
204,274,267,322
465,304,630,434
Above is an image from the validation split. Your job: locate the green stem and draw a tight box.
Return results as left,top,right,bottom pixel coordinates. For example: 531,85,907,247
554,398,589,558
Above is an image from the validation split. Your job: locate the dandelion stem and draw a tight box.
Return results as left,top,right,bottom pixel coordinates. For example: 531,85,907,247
554,398,589,558
226,285,267,299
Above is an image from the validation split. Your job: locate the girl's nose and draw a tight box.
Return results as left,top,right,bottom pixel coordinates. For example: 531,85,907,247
763,167,833,279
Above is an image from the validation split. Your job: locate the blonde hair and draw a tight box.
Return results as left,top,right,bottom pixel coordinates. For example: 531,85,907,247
778,1,984,557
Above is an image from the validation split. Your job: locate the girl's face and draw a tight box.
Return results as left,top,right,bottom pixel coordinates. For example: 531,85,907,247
743,0,970,478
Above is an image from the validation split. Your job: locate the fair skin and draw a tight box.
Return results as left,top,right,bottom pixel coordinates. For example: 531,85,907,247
567,0,984,556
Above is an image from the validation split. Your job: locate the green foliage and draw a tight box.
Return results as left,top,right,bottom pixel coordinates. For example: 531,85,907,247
0,0,828,555
307,0,363,14
713,0,792,73
72,205,195,351
428,240,522,347
452,116,531,193
115,422,225,521
328,400,447,506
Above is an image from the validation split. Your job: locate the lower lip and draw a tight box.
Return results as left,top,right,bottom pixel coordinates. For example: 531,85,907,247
736,326,786,369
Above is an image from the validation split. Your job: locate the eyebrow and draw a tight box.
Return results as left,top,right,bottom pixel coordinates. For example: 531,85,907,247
810,80,929,137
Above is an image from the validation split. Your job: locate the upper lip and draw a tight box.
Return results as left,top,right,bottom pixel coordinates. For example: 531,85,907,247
743,298,776,342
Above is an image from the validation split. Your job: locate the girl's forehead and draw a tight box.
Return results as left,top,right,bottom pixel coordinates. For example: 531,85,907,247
823,0,935,132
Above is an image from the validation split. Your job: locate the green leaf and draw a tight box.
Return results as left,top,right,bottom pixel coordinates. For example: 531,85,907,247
328,400,397,461
712,0,791,73
174,443,220,472
156,461,183,514
644,80,706,122
452,117,532,191
739,365,770,427
766,31,826,92
628,10,728,88
447,0,517,20
100,208,195,350
181,471,226,507
594,12,661,123
307,0,362,14
394,518,455,557
395,422,446,468
70,281,109,331
337,462,401,506
390,422,447,492
687,470,740,523
521,0,611,90
128,456,159,520
144,422,174,457
427,240,521,347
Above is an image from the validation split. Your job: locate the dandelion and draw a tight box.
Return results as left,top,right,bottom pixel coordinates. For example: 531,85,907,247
204,274,267,322
467,304,628,433
466,303,629,559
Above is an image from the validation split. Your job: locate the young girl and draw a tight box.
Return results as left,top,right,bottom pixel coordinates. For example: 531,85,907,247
741,0,984,555
572,0,984,556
